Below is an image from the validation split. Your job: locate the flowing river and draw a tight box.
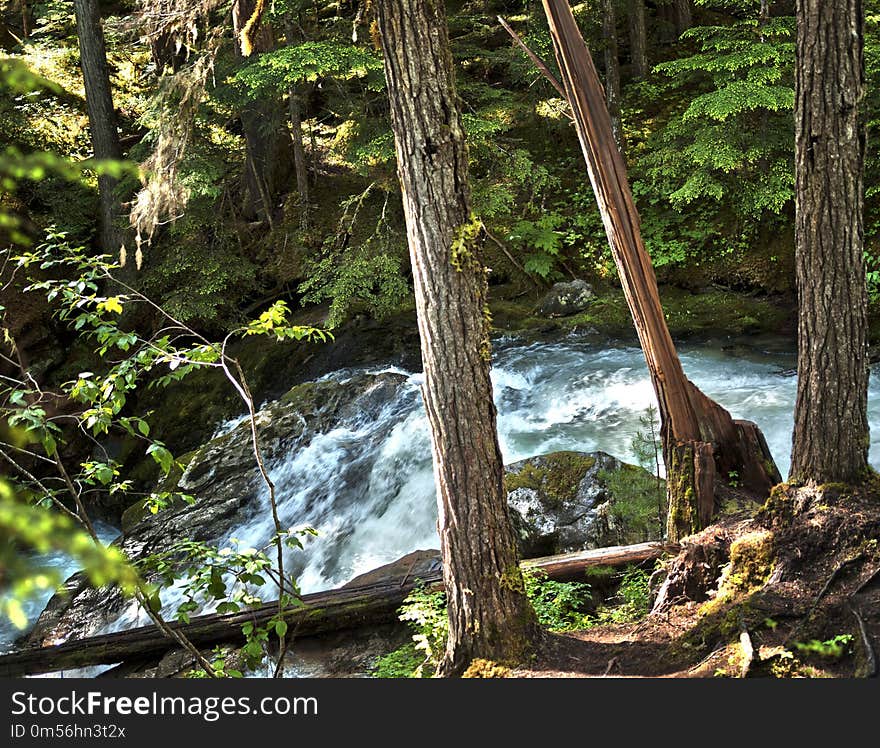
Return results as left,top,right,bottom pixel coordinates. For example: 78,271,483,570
219,334,880,595
6,334,880,654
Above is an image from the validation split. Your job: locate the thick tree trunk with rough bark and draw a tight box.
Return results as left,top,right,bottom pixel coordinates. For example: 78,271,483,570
790,0,869,484
374,0,540,676
628,0,648,79
541,0,780,542
73,0,123,254
603,0,624,149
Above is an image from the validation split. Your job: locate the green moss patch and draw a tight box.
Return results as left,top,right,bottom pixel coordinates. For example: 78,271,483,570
504,451,596,508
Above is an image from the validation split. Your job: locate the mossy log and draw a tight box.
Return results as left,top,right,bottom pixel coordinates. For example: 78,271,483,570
0,541,676,677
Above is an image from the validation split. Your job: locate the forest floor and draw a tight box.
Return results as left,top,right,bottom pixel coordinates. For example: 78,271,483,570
509,482,880,679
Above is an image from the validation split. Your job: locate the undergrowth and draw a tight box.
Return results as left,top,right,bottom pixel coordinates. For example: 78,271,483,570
371,565,653,677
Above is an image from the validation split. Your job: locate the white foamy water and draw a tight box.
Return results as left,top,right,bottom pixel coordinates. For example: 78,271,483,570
9,335,880,651
0,521,120,653
161,336,880,607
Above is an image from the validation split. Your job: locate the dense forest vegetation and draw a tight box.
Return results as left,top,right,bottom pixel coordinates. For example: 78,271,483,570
0,0,878,679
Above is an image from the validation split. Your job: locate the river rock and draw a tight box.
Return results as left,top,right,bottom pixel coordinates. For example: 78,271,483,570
25,371,410,648
100,623,413,679
505,450,659,557
343,549,442,588
536,279,594,317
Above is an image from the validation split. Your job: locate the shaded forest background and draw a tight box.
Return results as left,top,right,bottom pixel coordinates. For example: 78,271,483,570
4,0,880,344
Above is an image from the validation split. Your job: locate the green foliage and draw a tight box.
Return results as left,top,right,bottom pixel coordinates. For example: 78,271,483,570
633,6,795,263
299,249,410,328
370,642,424,679
0,479,139,631
397,585,449,676
234,42,384,97
522,568,592,631
507,213,564,280
793,634,854,659
600,465,666,544
140,223,259,328
593,566,653,624
373,570,594,677
1,231,326,673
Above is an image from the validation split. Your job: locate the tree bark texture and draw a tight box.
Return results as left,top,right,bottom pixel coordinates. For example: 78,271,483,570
790,0,869,484
374,0,540,675
73,0,123,254
602,0,624,149
232,0,283,223
628,0,648,79
541,0,780,542
673,0,693,36
285,21,310,228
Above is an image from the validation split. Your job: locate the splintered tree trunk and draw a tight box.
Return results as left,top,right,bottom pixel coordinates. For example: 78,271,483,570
374,0,540,675
541,0,780,542
790,0,869,484
628,0,648,79
73,0,123,254
232,0,281,224
602,0,624,150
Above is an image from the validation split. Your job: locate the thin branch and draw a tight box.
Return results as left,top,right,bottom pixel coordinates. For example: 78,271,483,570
498,15,569,100
480,221,546,288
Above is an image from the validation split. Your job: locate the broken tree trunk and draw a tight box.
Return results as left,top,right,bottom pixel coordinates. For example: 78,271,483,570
0,542,674,677
540,0,780,542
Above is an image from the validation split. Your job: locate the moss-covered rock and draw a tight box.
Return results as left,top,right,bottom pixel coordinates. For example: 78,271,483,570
26,371,410,648
488,283,793,343
504,450,659,557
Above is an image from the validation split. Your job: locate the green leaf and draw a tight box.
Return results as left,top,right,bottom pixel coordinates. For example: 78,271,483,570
146,443,174,475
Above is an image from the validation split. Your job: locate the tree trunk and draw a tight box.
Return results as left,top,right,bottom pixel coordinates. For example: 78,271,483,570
540,0,780,543
73,0,123,255
602,0,624,150
288,91,309,229
285,21,310,229
673,0,692,36
790,0,869,484
628,0,648,79
374,0,541,676
232,0,280,224
21,0,30,38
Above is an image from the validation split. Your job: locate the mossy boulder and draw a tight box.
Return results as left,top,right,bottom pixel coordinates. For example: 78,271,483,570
536,280,595,317
26,371,410,648
504,450,657,557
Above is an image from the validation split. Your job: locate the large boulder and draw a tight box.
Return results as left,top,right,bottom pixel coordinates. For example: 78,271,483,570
25,371,410,648
536,279,595,317
505,450,661,557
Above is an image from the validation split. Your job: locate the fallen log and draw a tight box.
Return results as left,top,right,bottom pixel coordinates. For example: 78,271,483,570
521,541,677,580
0,541,676,677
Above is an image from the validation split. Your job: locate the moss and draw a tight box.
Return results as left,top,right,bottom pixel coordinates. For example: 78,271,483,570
461,658,511,678
487,284,790,340
503,452,596,508
666,445,699,541
371,642,426,678
450,214,483,273
700,530,775,618
499,563,526,595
